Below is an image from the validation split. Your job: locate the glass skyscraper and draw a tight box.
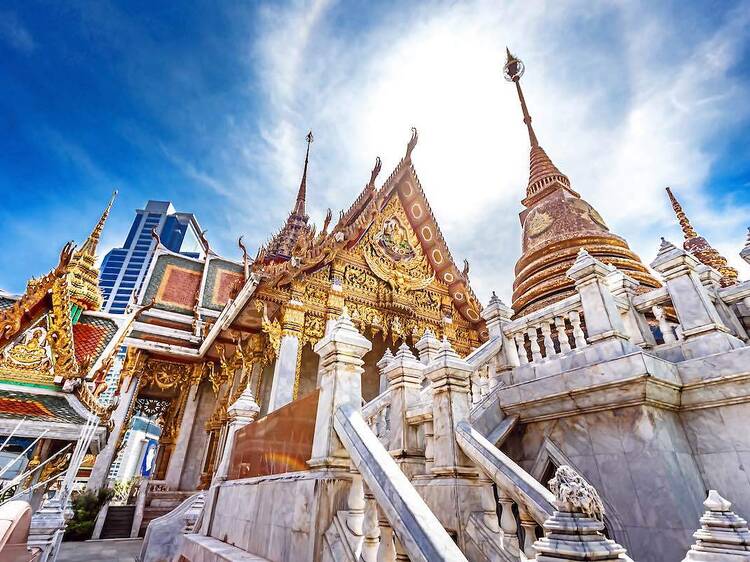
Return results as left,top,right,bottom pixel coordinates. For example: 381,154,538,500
100,200,204,314
97,201,203,407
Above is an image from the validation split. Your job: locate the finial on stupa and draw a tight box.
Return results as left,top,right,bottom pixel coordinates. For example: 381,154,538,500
503,48,537,148
294,131,314,217
666,187,699,239
664,187,738,286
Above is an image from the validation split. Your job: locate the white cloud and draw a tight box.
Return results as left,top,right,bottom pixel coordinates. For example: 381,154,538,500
236,0,750,303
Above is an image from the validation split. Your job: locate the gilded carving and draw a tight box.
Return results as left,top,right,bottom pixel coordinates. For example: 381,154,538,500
302,315,325,346
142,359,194,391
525,209,553,237
362,198,434,293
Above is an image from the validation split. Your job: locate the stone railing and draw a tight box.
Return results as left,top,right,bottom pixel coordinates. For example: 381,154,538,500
502,294,588,365
362,391,391,442
333,403,468,562
455,420,554,559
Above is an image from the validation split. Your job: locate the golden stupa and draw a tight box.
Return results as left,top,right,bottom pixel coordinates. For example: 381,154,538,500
503,50,660,317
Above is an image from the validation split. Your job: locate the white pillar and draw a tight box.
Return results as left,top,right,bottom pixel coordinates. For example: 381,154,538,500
567,249,637,358
164,382,201,490
308,311,371,469
424,339,475,476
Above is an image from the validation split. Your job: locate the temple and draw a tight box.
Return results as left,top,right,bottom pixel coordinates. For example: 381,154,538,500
2,50,750,562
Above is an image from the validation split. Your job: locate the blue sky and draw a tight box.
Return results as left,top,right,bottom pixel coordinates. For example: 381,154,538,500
1,0,749,303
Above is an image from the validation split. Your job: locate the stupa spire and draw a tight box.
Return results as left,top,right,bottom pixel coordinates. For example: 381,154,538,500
664,187,738,286
67,191,117,316
79,190,117,257
666,187,699,239
293,131,313,217
504,49,572,205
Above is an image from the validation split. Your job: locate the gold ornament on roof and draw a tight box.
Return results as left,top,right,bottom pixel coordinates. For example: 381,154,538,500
363,198,433,293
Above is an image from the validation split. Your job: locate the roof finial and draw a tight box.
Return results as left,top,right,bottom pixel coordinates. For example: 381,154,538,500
665,187,699,239
405,127,418,159
79,190,117,257
294,131,314,217
504,48,538,148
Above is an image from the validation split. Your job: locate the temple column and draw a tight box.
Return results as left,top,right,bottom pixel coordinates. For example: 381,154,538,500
566,249,637,359
164,365,203,489
424,339,475,476
267,296,305,413
480,293,518,387
382,344,424,457
88,352,144,491
651,238,744,359
308,311,371,469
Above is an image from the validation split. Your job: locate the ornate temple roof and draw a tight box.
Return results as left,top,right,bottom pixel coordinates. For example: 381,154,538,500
504,50,660,316
666,187,738,286
66,192,116,313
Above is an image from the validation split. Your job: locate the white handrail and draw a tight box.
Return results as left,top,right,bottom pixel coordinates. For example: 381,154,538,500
334,403,468,562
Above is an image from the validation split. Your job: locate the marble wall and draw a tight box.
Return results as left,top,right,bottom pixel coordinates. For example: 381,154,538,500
207,470,349,562
681,403,750,522
503,404,706,561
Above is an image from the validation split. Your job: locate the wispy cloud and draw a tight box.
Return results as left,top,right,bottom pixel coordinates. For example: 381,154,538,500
0,11,35,55
241,0,750,302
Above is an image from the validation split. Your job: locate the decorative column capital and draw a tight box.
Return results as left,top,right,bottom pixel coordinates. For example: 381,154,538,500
384,343,424,389
424,338,472,392
480,292,514,338
281,300,305,336
314,310,372,366
414,328,441,365
650,237,701,279
566,249,611,285
227,384,260,423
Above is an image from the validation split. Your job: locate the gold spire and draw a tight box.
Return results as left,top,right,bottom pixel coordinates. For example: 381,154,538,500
665,187,738,286
67,191,117,313
293,131,313,217
665,187,698,239
503,49,574,206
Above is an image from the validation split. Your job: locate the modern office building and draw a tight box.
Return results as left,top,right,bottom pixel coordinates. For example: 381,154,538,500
97,200,205,406
99,200,205,314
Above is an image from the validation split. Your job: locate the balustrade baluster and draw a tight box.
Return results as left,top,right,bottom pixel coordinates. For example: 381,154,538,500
519,511,538,560
394,535,409,561
527,326,543,362
514,333,529,365
497,494,519,553
652,305,677,344
423,420,434,474
568,310,588,349
346,467,365,536
541,321,556,359
362,494,380,562
377,521,397,562
480,478,500,532
554,316,571,353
